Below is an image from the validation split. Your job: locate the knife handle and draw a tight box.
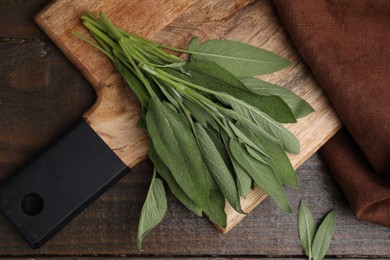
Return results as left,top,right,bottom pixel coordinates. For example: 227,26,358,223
0,119,129,249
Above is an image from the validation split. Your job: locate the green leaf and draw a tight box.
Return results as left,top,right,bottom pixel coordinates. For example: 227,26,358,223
146,98,209,210
186,61,297,123
187,36,201,51
260,138,298,188
220,130,252,199
240,77,314,119
221,95,300,154
298,201,316,259
312,210,336,260
226,120,269,159
232,159,252,199
186,61,248,91
182,97,218,130
189,39,291,77
204,189,227,228
238,124,298,188
194,123,244,214
149,144,202,217
229,138,292,213
114,57,150,108
136,170,167,250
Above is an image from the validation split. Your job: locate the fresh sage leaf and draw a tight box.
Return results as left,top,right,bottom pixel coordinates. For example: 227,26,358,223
204,189,227,228
220,130,252,199
239,123,298,188
232,158,252,199
222,95,300,154
312,210,336,260
136,170,167,250
146,98,209,210
298,201,336,260
186,61,248,91
187,36,200,51
182,97,218,130
229,138,292,213
240,77,314,119
186,61,297,123
114,57,150,108
298,201,316,259
227,120,269,159
189,39,291,77
194,123,244,214
149,144,202,217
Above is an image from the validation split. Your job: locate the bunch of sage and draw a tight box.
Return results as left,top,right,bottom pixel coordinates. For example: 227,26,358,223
75,12,314,249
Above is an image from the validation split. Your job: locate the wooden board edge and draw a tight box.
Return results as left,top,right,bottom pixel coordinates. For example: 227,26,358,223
34,6,100,88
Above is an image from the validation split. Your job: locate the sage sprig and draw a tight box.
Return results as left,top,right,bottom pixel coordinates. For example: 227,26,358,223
75,12,314,249
298,201,336,260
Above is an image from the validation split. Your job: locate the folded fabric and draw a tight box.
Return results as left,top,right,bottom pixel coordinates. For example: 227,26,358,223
271,0,390,226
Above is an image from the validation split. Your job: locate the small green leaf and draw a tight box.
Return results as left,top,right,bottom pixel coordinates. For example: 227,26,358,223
186,61,297,123
194,123,244,214
146,98,209,210
182,97,218,130
114,57,150,108
189,39,291,77
229,138,292,213
222,96,300,154
298,201,316,259
187,36,201,51
239,124,298,188
232,159,252,199
149,144,202,217
220,130,252,199
204,189,227,228
312,210,336,260
136,170,167,250
227,120,269,159
186,61,248,91
240,77,314,119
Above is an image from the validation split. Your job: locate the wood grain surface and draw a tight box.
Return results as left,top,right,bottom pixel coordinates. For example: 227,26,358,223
1,0,390,258
34,0,341,233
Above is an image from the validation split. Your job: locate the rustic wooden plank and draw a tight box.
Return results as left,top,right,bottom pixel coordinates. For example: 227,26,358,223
0,39,95,180
0,0,50,39
0,154,390,256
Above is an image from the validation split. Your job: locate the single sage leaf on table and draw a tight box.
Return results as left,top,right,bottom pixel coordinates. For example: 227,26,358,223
298,201,336,260
137,170,167,250
189,39,291,77
312,210,336,260
298,201,316,258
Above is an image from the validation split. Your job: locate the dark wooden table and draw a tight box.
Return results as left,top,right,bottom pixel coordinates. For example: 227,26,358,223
0,0,389,258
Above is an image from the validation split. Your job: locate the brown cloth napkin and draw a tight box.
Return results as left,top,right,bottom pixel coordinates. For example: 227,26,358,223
271,0,390,226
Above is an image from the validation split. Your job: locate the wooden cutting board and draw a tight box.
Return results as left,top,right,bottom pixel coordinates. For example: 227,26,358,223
35,0,341,233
